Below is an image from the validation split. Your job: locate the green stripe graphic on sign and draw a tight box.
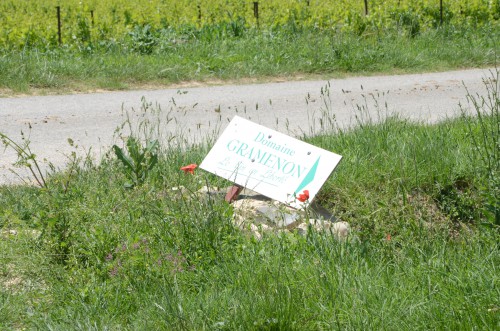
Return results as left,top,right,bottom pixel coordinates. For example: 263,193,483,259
295,156,320,194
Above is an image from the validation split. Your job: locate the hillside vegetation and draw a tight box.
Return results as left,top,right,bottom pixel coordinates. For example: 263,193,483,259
1,0,499,49
1,0,499,94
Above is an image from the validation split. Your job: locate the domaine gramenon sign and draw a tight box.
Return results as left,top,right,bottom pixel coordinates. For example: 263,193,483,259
200,116,342,208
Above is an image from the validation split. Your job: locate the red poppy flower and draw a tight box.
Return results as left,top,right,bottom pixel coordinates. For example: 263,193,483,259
297,190,310,202
180,163,197,174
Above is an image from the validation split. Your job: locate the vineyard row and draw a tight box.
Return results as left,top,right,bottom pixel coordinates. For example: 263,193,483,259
1,0,499,50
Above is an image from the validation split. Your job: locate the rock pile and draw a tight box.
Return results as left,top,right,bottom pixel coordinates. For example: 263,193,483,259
229,188,350,240
172,185,351,240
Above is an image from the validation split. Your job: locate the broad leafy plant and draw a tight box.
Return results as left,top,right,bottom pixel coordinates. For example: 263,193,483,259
112,137,159,188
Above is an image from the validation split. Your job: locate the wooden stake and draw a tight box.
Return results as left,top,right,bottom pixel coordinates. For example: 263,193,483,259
253,2,259,27
56,6,62,45
440,0,443,25
225,185,243,203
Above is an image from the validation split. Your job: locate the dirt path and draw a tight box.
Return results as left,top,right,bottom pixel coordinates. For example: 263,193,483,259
0,68,494,185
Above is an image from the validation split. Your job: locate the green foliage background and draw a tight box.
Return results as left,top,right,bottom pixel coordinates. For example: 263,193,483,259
2,0,500,50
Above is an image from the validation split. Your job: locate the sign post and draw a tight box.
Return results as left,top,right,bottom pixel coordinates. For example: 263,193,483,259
200,116,342,209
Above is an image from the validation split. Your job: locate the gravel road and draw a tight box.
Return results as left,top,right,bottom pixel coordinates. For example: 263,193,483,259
0,68,495,185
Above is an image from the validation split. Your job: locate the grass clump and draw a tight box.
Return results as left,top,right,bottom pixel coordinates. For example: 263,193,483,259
1,75,500,329
1,24,500,95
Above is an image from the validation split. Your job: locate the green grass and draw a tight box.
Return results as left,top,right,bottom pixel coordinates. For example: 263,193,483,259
1,76,499,329
1,24,499,95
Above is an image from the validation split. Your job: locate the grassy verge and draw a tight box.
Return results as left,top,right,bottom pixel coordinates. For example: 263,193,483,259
1,24,499,95
1,73,499,329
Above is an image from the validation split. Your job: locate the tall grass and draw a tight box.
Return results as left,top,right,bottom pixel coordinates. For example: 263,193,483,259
1,75,499,329
460,70,500,225
1,25,499,94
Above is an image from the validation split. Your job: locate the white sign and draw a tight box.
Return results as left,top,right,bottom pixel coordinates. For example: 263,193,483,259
200,116,342,208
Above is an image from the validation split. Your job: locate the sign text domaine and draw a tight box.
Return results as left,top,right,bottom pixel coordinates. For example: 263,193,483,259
226,132,305,179
200,116,342,208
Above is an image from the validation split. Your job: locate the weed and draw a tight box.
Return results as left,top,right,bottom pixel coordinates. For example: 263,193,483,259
0,131,92,264
435,177,480,223
0,131,47,188
461,69,500,226
112,137,159,188
129,24,157,54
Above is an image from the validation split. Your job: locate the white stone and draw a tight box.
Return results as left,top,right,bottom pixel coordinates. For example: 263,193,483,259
296,222,309,236
332,221,350,238
294,220,350,239
250,224,262,240
232,197,303,228
170,185,188,198
196,185,211,194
